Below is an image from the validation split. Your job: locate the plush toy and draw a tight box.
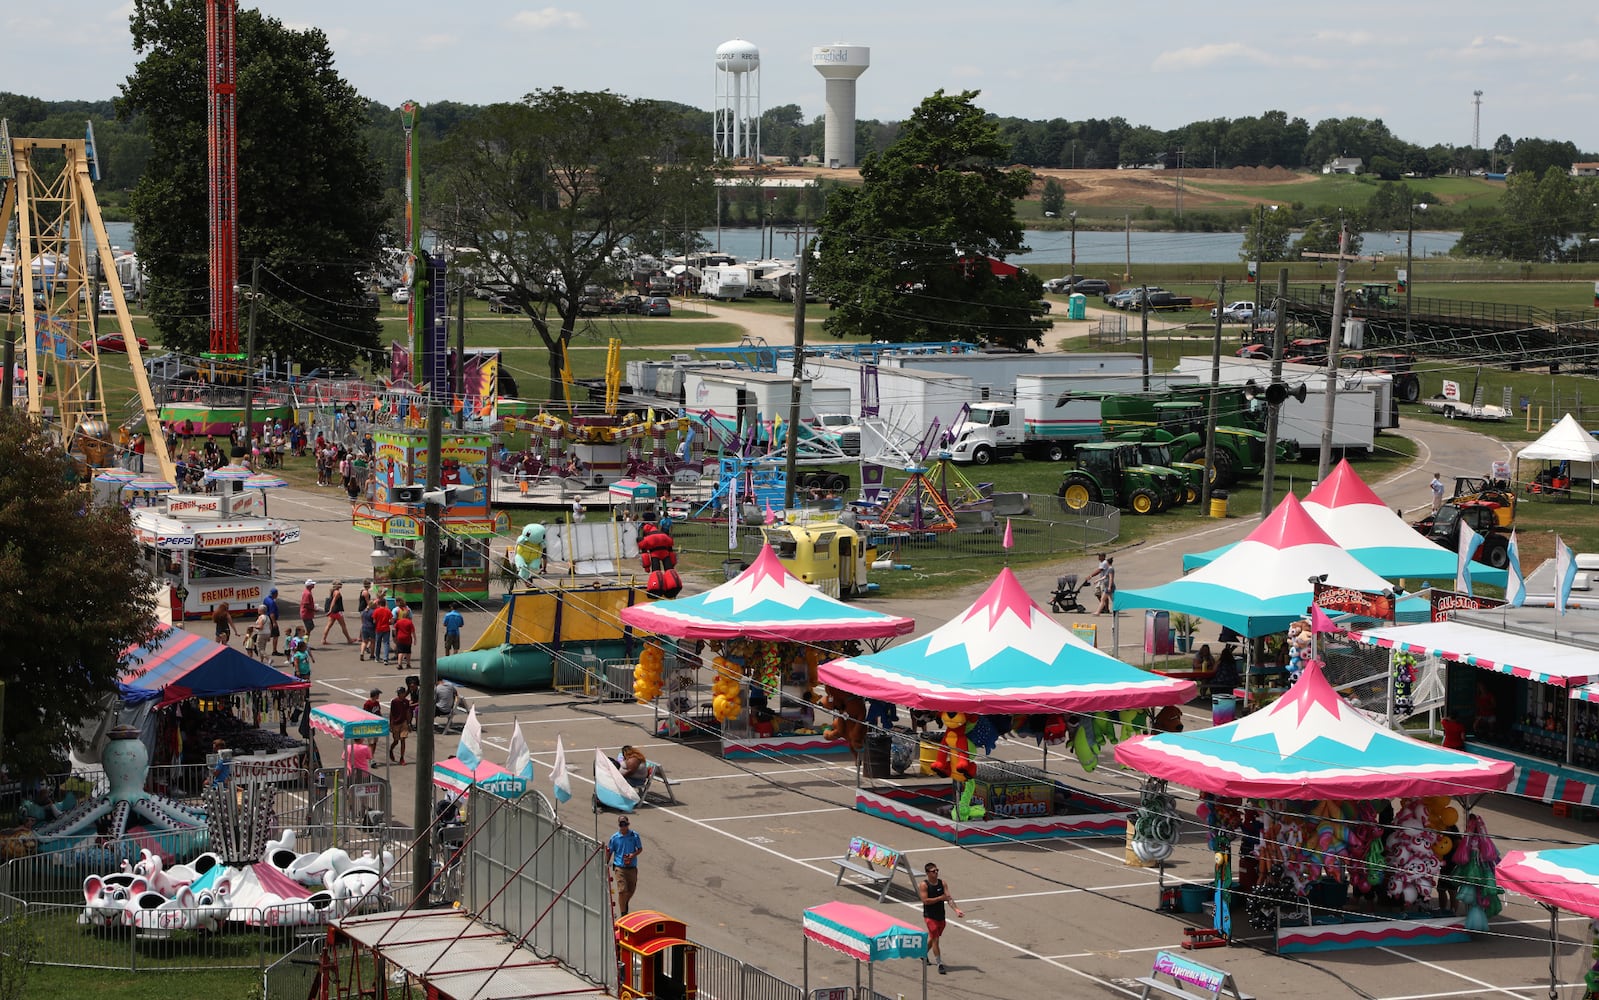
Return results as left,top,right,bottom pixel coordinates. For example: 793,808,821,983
638,522,681,598
930,712,978,782
1384,798,1441,906
1285,620,1314,678
1131,778,1179,863
1392,651,1418,716
513,523,546,580
633,643,665,703
952,779,986,822
821,685,868,759
1452,812,1504,931
710,655,743,724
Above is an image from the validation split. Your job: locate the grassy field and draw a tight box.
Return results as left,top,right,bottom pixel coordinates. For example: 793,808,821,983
24,964,259,1000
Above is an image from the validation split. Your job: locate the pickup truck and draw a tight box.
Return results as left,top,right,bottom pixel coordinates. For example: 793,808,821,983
1118,288,1191,311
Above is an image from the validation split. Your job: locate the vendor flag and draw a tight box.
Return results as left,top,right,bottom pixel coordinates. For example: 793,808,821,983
1557,535,1579,615
594,748,641,812
506,720,533,785
1505,530,1527,608
1310,605,1339,635
456,706,483,770
551,735,572,804
1002,518,1013,549
1456,522,1483,596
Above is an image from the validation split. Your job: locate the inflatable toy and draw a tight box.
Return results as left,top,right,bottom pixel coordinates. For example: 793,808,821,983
513,523,546,579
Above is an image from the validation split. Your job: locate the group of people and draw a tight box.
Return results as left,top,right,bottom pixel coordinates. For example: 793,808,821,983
355,581,421,669
359,676,464,766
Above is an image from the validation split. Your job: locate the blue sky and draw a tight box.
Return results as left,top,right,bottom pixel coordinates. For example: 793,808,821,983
11,2,1597,151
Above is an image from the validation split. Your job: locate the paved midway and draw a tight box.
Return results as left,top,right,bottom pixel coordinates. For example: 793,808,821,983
233,412,1585,1000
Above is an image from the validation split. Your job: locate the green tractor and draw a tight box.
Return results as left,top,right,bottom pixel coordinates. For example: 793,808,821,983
1057,442,1186,515
1122,439,1204,506
1351,282,1399,309
1106,399,1270,488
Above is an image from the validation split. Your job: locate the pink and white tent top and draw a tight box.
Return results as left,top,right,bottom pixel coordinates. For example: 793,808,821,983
819,569,1195,713
1113,659,1515,800
1496,845,1599,920
803,901,928,962
309,703,389,741
1117,493,1394,637
618,544,915,641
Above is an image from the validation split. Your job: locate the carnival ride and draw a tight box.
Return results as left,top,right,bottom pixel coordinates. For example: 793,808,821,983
1,120,173,481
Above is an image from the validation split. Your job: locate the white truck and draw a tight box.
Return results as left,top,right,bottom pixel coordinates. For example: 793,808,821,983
946,395,1108,465
699,265,749,301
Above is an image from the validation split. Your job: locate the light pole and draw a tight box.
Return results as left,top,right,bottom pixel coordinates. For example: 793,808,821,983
1405,202,1427,341
1068,211,1077,283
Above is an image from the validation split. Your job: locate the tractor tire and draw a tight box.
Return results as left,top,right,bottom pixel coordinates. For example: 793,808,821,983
1479,534,1511,570
1183,484,1200,505
1444,405,1458,420
1045,443,1067,462
1130,488,1159,515
825,473,849,492
1058,473,1100,511
1397,375,1421,403
972,445,994,466
1211,449,1239,488
1181,448,1219,486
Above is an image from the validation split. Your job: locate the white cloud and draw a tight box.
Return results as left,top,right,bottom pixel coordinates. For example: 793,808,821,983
950,64,984,81
107,2,133,23
418,33,458,52
1152,42,1327,74
509,8,587,31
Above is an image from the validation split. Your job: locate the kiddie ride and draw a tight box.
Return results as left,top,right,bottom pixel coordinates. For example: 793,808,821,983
1412,488,1515,569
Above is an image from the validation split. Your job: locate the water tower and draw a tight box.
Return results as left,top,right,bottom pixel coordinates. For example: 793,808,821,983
714,39,761,162
812,43,870,168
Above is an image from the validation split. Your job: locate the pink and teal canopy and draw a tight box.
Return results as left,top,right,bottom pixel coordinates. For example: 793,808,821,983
204,463,254,482
433,757,526,799
1114,659,1514,800
94,469,138,485
1497,846,1599,920
309,703,389,741
803,902,927,962
819,568,1194,713
1181,460,1508,585
618,544,915,641
1115,493,1394,638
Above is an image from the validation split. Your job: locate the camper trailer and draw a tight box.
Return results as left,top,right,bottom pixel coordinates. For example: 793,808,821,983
700,265,749,301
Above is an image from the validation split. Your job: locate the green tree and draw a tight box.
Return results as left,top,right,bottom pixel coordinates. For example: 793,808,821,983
1040,177,1066,218
811,90,1050,351
0,410,158,781
1511,138,1579,180
118,1,386,369
1241,205,1292,262
430,90,709,390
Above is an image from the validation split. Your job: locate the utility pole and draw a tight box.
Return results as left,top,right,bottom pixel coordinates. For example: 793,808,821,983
411,401,443,905
1124,215,1131,283
242,258,259,448
1261,267,1289,515
781,250,809,512
1201,278,1225,511
454,284,466,430
1139,290,1151,392
1068,212,1077,281
1318,222,1352,481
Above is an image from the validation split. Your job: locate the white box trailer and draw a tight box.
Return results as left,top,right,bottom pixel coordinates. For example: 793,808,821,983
699,265,749,300
883,351,1145,401
781,357,972,444
1172,357,1378,453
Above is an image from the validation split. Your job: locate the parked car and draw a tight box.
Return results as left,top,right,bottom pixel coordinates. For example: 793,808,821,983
617,294,644,314
81,333,149,354
643,296,672,316
391,286,410,304
1070,278,1110,295
487,295,517,314
98,288,118,314
1043,275,1085,293
304,367,356,380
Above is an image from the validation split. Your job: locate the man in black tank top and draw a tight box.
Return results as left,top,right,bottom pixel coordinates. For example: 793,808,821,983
918,861,963,974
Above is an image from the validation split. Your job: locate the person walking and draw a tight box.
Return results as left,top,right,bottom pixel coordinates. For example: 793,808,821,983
393,608,416,671
322,582,354,644
262,587,283,657
1430,472,1446,514
372,596,393,665
212,602,239,644
387,686,412,765
606,816,643,916
299,580,318,639
443,607,465,657
918,862,963,975
359,600,377,662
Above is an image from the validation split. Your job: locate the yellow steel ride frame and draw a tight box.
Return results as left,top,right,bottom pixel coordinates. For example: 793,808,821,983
0,133,174,482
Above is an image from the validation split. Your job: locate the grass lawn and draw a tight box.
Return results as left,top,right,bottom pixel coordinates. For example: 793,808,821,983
26,965,260,1000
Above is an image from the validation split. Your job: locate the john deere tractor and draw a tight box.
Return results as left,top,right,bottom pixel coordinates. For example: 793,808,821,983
1058,442,1185,515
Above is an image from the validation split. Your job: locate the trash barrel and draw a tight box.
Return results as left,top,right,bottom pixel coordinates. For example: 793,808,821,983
1212,694,1238,727
1180,883,1210,914
1208,489,1230,519
1067,292,1087,320
864,732,893,779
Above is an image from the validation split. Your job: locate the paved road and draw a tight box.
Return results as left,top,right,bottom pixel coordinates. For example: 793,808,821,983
231,415,1581,1000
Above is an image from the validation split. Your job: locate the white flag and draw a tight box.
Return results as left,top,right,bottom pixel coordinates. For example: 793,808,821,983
551,735,572,803
594,748,641,812
1456,522,1482,596
1557,535,1579,616
1505,530,1527,608
506,720,533,785
456,705,483,770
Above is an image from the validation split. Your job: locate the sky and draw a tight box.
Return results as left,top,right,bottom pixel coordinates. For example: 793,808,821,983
9,1,1599,152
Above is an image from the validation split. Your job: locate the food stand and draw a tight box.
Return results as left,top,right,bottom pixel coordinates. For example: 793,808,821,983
802,901,927,1000
1115,659,1514,953
819,568,1194,843
618,545,915,759
130,494,300,620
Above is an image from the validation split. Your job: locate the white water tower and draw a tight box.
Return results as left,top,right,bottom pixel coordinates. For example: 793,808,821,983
714,39,761,162
812,43,869,168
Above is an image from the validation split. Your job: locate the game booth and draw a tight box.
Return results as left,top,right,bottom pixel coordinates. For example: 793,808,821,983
1115,657,1515,954
617,545,915,759
802,901,928,1000
1496,843,1599,999
817,568,1196,844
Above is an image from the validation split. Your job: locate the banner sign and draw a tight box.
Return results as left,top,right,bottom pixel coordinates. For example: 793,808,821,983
1313,581,1395,620
1429,589,1506,622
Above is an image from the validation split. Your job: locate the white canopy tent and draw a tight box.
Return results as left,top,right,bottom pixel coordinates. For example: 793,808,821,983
1516,413,1599,501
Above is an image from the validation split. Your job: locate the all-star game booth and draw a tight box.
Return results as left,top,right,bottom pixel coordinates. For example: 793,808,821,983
618,545,915,759
1115,659,1514,954
819,569,1195,843
802,901,927,1000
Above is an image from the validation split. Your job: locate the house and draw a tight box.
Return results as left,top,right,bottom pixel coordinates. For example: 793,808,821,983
1322,157,1363,175
1571,162,1599,177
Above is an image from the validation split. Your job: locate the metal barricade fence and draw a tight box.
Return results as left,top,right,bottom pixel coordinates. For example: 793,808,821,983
263,937,322,1000
552,652,638,703
742,962,805,1000
692,944,805,1000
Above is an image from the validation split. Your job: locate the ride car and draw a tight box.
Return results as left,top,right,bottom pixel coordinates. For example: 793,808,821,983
81,333,150,353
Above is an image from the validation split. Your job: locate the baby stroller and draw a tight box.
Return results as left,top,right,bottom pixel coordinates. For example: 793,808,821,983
1050,574,1087,615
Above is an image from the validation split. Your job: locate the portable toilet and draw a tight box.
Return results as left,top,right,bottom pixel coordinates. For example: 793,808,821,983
1068,293,1087,320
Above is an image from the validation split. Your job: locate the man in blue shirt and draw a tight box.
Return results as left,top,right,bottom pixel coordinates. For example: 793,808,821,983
606,817,643,915
262,588,282,656
443,608,465,656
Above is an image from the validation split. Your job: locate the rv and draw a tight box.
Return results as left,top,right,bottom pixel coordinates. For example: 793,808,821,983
700,265,749,301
